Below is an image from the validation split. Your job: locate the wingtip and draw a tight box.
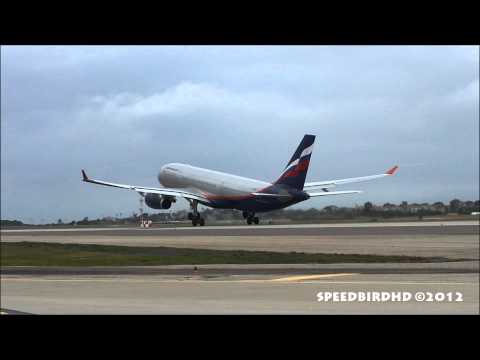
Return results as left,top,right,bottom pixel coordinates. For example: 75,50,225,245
386,165,399,175
81,169,88,181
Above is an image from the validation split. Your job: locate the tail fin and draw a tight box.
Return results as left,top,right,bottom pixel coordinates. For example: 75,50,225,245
274,134,315,190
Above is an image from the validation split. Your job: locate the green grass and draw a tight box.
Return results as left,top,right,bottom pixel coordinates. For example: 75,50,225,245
0,242,454,266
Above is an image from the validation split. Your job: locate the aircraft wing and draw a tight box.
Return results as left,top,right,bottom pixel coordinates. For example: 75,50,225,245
304,166,398,191
81,170,210,203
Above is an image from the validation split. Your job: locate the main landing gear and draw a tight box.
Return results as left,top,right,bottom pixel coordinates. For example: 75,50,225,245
188,212,205,226
243,211,259,225
187,200,205,226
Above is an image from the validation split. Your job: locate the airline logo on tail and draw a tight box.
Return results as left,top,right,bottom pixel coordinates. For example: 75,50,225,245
281,143,314,178
280,158,310,179
275,135,315,190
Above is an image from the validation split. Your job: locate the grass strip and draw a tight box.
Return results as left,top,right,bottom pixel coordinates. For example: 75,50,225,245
1,241,453,266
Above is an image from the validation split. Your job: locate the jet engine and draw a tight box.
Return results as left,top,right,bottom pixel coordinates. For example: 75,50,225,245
144,193,174,209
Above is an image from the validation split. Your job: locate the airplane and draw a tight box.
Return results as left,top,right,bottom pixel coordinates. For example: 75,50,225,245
81,134,398,226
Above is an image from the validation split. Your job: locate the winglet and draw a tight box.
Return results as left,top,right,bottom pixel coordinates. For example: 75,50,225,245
81,169,89,181
386,165,399,175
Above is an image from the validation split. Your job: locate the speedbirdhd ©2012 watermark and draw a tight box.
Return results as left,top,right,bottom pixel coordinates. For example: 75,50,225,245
316,291,464,303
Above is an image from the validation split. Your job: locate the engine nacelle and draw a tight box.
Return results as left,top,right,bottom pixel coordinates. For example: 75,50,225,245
144,193,173,210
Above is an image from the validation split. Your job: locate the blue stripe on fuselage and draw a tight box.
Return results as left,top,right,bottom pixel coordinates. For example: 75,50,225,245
206,186,310,212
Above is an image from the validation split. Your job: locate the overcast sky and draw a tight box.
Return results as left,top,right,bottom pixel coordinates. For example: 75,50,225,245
1,46,478,223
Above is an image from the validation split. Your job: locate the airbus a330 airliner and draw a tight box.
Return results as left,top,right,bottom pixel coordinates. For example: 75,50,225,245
82,135,398,226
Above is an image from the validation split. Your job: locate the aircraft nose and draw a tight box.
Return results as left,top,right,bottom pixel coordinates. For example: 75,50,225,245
158,166,167,184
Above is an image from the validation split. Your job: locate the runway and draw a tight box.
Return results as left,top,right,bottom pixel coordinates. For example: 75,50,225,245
1,221,478,314
2,220,478,237
2,261,478,276
3,221,478,259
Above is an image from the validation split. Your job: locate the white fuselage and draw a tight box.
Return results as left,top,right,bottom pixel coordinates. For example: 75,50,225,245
158,163,271,197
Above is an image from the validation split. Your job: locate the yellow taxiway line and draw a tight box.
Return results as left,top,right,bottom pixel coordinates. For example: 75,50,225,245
271,273,357,282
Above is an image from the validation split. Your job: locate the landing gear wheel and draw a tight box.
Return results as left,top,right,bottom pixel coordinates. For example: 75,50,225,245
188,200,203,227
247,217,252,225
253,217,259,225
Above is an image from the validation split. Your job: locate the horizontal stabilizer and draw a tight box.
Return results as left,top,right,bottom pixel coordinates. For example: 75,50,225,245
307,190,362,197
252,192,291,197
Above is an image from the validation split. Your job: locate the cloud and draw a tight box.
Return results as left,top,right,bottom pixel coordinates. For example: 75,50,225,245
1,46,478,223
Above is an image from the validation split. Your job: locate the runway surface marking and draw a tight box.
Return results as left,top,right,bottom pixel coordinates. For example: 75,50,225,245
271,273,357,282
1,277,475,285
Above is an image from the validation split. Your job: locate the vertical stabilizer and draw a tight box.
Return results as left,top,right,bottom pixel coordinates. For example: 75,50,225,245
274,134,315,190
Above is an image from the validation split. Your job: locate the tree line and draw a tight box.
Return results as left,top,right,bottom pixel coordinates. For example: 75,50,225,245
3,198,477,227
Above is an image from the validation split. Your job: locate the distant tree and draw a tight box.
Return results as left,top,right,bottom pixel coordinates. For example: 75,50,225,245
304,208,319,219
1,219,24,226
324,205,338,214
77,217,89,225
57,218,63,224
364,202,373,213
459,201,476,214
399,201,409,215
449,199,462,212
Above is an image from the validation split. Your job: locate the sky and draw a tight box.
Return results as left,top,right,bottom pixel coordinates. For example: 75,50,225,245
1,46,479,224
